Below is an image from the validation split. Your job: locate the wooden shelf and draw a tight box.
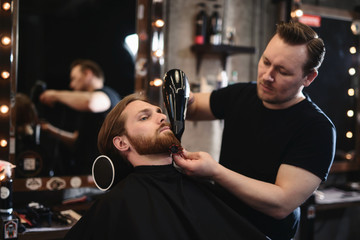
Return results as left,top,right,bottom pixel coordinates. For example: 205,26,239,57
190,44,256,73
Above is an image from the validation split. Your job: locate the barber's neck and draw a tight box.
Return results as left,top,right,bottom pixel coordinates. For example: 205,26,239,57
129,153,173,167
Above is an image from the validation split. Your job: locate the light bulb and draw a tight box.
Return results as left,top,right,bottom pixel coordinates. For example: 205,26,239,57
1,36,11,46
2,2,11,11
0,105,9,114
154,19,165,28
0,139,7,148
1,71,10,79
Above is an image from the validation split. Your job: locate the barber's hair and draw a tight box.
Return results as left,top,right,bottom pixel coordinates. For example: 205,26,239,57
276,21,325,76
97,92,148,160
70,59,105,82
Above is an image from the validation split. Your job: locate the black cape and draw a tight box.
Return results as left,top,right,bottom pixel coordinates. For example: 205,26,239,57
64,164,268,240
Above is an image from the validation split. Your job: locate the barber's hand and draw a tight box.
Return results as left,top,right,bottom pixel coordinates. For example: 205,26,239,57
173,150,220,179
39,90,58,107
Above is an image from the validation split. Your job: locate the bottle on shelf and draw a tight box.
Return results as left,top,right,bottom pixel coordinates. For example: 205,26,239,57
229,70,238,85
208,4,222,45
194,2,208,45
216,70,228,89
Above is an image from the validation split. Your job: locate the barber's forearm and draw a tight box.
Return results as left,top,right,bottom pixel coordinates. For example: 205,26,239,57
54,91,91,111
44,123,78,147
186,92,216,120
212,165,293,219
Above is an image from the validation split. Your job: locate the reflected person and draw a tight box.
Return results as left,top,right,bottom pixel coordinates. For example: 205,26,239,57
39,59,120,174
173,21,336,240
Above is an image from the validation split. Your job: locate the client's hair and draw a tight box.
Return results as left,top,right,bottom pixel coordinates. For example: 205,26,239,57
97,92,148,160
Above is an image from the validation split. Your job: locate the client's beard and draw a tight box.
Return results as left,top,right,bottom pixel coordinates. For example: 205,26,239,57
126,124,181,155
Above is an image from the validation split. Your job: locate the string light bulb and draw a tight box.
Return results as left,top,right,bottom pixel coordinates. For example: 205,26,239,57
0,139,7,148
346,131,353,139
291,1,303,19
345,153,353,160
2,2,11,11
149,78,163,87
347,110,354,117
154,19,165,28
350,46,357,54
0,105,9,114
348,88,355,96
1,71,10,79
1,36,11,46
153,49,164,58
153,78,163,86
348,68,356,76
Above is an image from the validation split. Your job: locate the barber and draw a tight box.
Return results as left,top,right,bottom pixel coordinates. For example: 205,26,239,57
39,59,120,174
173,21,336,240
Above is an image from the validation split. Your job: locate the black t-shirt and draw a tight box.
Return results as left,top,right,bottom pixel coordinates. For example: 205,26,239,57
75,86,120,174
210,82,336,240
65,165,268,240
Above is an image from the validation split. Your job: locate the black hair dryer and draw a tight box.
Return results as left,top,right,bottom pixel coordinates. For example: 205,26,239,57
162,69,190,141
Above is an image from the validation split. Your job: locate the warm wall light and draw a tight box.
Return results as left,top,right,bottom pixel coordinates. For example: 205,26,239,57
0,139,7,148
347,110,354,117
291,0,303,19
153,78,163,86
153,49,164,57
348,68,356,76
154,19,165,28
291,9,303,18
2,2,11,11
0,105,9,114
1,36,11,46
1,71,10,79
346,131,353,139
348,88,355,96
149,78,163,87
345,153,353,160
350,46,357,54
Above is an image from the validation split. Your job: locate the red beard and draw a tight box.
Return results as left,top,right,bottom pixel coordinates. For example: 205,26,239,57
126,124,181,155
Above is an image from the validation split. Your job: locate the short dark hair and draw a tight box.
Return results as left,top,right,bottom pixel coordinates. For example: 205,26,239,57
276,21,325,76
70,59,105,82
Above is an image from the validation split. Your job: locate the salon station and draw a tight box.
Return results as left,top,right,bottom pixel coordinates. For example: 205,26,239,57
1,0,360,239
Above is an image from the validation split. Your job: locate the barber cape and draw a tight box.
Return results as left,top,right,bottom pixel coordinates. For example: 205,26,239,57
65,164,268,240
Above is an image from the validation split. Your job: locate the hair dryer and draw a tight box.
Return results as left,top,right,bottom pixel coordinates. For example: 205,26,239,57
162,69,190,141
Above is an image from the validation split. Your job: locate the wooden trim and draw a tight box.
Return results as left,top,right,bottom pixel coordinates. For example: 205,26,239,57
13,175,95,192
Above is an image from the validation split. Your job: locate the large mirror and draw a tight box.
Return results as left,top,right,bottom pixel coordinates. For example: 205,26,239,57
300,4,360,172
14,0,136,182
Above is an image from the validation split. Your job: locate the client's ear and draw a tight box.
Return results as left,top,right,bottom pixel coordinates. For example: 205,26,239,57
113,136,130,152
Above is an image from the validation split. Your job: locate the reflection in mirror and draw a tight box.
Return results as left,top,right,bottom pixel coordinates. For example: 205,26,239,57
300,4,360,172
15,0,136,178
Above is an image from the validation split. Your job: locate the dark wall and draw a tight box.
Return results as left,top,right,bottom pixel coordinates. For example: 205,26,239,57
18,0,136,97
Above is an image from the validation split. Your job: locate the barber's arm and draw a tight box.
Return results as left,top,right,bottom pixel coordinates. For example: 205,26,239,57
173,151,321,220
40,121,79,147
186,92,217,120
39,90,111,112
